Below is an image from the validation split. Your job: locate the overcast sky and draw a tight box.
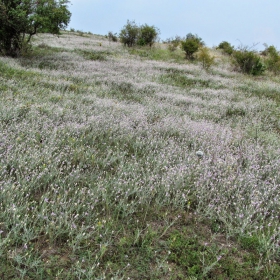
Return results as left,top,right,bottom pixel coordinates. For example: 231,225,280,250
68,0,280,50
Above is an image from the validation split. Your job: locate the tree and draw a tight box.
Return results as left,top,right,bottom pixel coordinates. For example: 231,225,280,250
181,33,204,60
137,24,159,47
186,33,204,46
119,20,160,48
0,0,71,57
119,20,139,47
217,41,234,55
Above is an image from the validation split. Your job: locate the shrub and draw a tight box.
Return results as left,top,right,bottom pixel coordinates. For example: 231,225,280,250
181,38,200,60
217,41,234,55
262,45,280,74
197,47,215,70
232,47,266,75
165,36,183,52
119,21,160,48
137,24,159,47
76,30,84,36
181,33,204,60
119,20,139,47
186,33,205,46
108,31,118,42
261,44,277,56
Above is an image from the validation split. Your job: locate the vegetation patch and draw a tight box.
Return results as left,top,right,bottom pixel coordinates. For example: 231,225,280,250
224,107,246,118
80,50,113,61
237,82,280,104
128,47,185,62
159,70,224,89
98,81,156,103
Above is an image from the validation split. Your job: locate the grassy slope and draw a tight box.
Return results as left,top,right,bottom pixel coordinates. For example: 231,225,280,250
1,31,280,279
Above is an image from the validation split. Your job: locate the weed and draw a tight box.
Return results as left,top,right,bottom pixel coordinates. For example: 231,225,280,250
239,234,260,251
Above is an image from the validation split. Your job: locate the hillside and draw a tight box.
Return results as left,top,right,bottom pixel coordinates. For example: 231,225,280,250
1,31,280,279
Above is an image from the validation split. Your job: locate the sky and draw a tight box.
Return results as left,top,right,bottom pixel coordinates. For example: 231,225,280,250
68,0,280,51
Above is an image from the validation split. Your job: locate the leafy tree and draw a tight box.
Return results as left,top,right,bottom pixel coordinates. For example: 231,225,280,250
137,24,159,47
181,33,204,60
217,41,234,55
186,33,204,46
119,20,160,48
119,20,139,47
0,0,71,57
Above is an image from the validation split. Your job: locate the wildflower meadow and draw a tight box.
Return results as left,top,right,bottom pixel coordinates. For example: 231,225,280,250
1,31,280,279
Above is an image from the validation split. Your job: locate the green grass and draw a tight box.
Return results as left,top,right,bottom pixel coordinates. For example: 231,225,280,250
80,50,113,61
238,81,280,103
128,46,185,62
2,210,279,279
159,72,224,90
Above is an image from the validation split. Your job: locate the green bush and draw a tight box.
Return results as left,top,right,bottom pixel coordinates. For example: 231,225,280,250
108,31,118,42
232,48,266,75
137,24,159,47
197,47,215,70
217,41,234,55
186,33,204,46
262,45,280,74
119,21,160,48
119,20,139,47
181,33,204,60
261,44,277,56
181,39,199,60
